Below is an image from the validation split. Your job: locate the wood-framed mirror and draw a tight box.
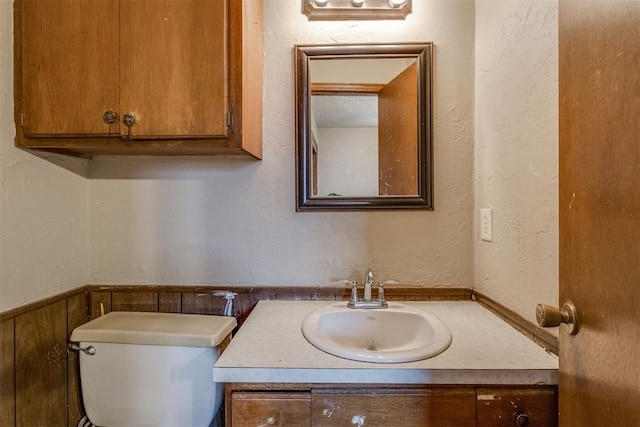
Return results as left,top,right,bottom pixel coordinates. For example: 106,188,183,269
295,43,433,211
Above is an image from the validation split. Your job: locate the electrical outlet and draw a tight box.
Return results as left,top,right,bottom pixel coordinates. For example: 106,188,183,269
480,208,493,242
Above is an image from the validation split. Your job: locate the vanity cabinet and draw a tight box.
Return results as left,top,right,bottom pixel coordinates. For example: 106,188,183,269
14,0,262,158
226,385,557,426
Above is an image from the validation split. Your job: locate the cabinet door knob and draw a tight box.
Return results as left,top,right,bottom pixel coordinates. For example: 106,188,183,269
122,113,136,127
102,110,117,124
515,412,530,426
536,300,579,335
122,113,136,143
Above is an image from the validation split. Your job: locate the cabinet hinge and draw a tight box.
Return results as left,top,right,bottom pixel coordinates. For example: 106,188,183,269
20,112,24,127
227,111,234,130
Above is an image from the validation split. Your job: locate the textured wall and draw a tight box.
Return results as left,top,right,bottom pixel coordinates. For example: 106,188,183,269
88,0,476,287
0,1,90,311
1,0,560,325
474,0,559,324
317,127,378,197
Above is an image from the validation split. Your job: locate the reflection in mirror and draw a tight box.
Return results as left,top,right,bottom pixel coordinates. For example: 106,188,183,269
310,58,418,197
295,43,433,211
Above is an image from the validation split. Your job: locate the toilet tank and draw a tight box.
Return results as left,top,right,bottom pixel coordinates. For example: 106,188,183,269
70,311,237,427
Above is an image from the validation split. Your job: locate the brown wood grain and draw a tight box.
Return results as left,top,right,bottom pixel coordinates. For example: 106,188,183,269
312,389,476,426
15,0,263,158
311,82,384,95
0,319,15,427
120,0,227,138
67,294,88,427
89,291,111,319
378,62,419,196
476,387,557,427
111,292,158,312
229,0,264,158
559,1,640,425
19,0,119,136
231,392,311,426
15,301,68,426
159,292,182,313
181,293,228,316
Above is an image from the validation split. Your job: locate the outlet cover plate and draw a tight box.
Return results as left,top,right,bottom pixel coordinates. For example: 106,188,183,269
480,208,493,242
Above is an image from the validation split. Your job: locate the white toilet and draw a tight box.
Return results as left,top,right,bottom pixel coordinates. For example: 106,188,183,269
70,311,237,427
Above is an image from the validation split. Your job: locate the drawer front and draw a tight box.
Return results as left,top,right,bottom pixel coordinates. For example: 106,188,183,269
231,392,311,426
312,389,476,426
477,387,558,427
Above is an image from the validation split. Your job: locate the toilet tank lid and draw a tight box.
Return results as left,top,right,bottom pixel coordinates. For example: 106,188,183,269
70,312,237,348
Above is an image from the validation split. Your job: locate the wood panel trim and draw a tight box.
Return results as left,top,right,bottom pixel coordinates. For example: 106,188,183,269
227,382,556,393
311,82,384,95
0,286,88,322
85,284,473,298
473,291,559,354
15,300,68,425
0,319,15,427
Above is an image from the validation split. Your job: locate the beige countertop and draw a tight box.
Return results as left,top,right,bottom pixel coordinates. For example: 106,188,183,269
213,300,558,385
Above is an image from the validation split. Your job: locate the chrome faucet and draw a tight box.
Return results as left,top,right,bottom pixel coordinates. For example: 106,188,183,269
345,268,397,309
363,268,375,302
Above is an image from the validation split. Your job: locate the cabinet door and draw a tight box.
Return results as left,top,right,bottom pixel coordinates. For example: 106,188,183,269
120,0,228,139
477,387,558,427
20,0,119,136
312,389,476,426
231,392,311,427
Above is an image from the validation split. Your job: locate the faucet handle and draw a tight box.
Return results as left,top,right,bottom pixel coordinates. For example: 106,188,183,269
378,280,399,287
376,280,398,303
340,280,358,306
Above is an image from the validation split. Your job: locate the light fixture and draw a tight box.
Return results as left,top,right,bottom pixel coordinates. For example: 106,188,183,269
388,0,405,7
302,0,412,20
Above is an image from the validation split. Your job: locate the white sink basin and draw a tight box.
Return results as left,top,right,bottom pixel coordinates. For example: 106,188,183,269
301,302,452,363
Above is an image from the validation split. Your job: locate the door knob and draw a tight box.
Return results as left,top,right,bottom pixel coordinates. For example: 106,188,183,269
536,301,579,335
122,113,136,128
102,110,117,124
122,113,136,143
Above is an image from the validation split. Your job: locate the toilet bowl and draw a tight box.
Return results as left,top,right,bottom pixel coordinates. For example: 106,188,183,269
70,311,236,427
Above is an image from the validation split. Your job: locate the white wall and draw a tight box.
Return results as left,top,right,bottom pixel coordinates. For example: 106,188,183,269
88,0,476,287
474,0,559,324
0,1,90,311
317,127,378,197
1,0,559,325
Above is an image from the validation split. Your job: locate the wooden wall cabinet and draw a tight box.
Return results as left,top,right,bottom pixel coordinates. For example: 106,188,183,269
14,0,262,158
227,385,557,427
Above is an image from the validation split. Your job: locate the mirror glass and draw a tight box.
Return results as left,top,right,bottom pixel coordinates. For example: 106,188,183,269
295,43,433,211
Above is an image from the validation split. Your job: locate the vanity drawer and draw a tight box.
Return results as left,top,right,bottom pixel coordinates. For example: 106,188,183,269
230,392,311,426
311,388,476,426
476,387,558,427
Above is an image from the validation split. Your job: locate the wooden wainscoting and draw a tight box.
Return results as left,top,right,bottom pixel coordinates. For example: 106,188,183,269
0,289,88,427
85,284,474,328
